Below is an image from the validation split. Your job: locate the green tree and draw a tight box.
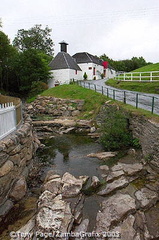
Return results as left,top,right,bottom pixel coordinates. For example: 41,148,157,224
0,31,18,91
13,24,54,56
13,49,51,95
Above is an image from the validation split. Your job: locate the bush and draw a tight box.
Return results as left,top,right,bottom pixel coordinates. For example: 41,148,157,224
29,81,48,97
83,72,88,80
100,106,133,150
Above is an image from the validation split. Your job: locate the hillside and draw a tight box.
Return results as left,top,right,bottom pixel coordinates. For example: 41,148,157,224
133,62,159,72
106,62,159,94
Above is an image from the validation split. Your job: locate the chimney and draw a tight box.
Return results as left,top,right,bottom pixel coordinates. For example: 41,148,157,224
59,41,68,53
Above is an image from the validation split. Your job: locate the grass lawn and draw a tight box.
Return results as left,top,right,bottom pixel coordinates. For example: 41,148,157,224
106,62,159,94
106,79,159,94
27,83,159,121
40,84,108,119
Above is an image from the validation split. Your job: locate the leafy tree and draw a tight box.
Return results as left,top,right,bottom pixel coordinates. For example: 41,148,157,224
0,31,18,91
13,24,54,56
13,49,51,95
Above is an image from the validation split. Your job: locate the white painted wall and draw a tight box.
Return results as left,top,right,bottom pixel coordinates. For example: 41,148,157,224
78,63,104,80
48,69,82,88
106,68,116,79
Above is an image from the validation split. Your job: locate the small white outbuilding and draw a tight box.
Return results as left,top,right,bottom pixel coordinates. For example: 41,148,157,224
48,41,82,88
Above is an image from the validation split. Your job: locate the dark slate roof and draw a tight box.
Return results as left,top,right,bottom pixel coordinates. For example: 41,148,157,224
49,52,82,71
72,52,103,66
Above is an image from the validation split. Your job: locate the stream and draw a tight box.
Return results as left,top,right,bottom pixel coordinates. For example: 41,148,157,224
0,134,110,239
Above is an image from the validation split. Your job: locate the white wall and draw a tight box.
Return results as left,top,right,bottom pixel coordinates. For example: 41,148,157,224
78,63,104,80
48,69,82,88
106,68,116,79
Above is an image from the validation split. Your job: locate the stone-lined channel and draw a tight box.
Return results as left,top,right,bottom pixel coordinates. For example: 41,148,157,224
1,133,159,239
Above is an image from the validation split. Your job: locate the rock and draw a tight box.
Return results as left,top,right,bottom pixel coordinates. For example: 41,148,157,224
44,171,61,183
9,177,27,201
96,193,136,232
90,127,96,133
111,215,139,240
99,165,109,172
111,163,143,176
73,219,89,240
43,178,62,197
0,200,13,218
12,217,35,240
127,148,137,156
61,127,75,134
72,110,80,116
87,152,117,160
134,187,158,208
0,160,14,177
36,193,73,233
91,176,100,188
106,170,124,182
97,176,129,196
61,172,89,198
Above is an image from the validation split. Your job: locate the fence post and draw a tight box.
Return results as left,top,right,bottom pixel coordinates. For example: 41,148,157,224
150,72,152,82
107,88,109,97
113,89,115,100
102,86,104,95
131,73,133,81
94,84,96,92
136,93,138,108
123,91,126,104
124,73,126,81
140,73,141,81
88,83,90,89
151,97,155,114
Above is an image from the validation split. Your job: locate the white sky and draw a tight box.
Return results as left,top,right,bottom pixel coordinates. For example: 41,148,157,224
1,0,159,62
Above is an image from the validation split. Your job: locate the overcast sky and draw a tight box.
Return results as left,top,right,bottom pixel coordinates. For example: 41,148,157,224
1,0,159,62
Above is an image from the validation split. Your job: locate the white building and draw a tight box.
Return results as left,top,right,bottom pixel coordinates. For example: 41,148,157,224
48,41,116,88
48,41,82,88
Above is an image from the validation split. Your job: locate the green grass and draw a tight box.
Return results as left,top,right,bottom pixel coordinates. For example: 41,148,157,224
132,62,159,72
41,84,108,119
106,62,159,94
106,79,159,94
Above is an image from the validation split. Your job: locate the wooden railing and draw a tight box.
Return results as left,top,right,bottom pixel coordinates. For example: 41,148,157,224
115,71,159,81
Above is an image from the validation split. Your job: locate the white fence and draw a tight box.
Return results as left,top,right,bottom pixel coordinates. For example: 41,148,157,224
0,102,16,140
115,71,159,81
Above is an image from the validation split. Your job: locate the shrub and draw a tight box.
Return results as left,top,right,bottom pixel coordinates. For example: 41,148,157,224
83,72,88,80
100,106,133,150
29,81,48,97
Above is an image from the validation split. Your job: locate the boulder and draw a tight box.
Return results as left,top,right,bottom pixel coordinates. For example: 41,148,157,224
9,177,27,201
111,215,139,240
43,178,62,197
61,172,89,198
91,176,100,188
111,163,143,176
97,176,129,196
73,219,89,240
87,152,117,160
96,193,136,232
0,160,14,177
106,170,124,182
134,187,158,208
36,193,73,233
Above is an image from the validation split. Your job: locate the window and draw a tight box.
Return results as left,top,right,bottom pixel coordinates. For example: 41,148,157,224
75,70,77,74
93,67,96,75
89,67,92,70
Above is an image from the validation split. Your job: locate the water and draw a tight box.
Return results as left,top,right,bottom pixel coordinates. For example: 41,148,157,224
0,134,106,239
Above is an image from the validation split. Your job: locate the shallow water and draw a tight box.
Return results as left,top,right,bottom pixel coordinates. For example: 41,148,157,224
0,134,106,238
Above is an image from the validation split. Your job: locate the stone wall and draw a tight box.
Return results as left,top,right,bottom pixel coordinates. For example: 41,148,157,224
26,96,84,119
130,115,159,171
0,115,40,222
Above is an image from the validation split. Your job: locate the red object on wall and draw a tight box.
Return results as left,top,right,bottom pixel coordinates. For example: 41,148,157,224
102,61,108,69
